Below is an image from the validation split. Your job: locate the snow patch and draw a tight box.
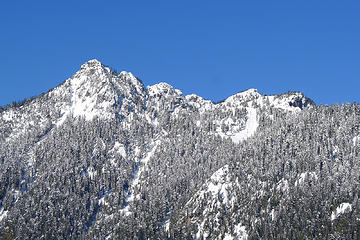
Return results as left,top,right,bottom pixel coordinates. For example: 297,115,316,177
185,94,213,113
224,89,260,105
2,110,15,121
113,142,127,158
224,233,234,240
163,211,172,233
69,73,113,121
196,120,201,127
266,92,308,112
203,165,234,205
147,82,182,97
231,223,248,240
270,208,276,221
55,60,141,126
188,165,248,239
99,197,109,206
267,96,299,112
121,71,144,94
295,172,318,187
215,223,248,240
333,145,339,158
214,107,258,144
230,107,258,144
353,136,359,146
331,203,352,221
120,139,161,216
87,167,96,180
0,209,8,222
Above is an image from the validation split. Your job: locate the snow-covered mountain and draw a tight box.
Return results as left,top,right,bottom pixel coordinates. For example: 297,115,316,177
0,60,358,240
0,59,312,147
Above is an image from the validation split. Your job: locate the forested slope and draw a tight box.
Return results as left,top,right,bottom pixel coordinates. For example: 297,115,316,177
0,60,358,239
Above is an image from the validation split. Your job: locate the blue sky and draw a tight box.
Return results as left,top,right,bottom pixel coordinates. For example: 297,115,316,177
1,1,359,106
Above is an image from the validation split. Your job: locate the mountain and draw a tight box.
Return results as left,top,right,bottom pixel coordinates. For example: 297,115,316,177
0,60,359,239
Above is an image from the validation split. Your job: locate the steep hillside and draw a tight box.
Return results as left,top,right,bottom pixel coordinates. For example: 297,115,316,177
0,60,358,240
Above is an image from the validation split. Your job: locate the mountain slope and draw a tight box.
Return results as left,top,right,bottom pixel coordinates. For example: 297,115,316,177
1,60,359,240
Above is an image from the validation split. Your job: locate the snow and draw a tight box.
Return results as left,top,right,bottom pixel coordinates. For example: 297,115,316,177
224,88,260,104
113,142,127,158
224,233,234,240
189,165,248,239
214,107,258,144
276,179,289,192
196,224,209,239
163,211,172,233
0,209,8,222
87,167,96,180
120,139,161,216
27,146,37,167
267,96,299,112
213,88,309,144
196,120,201,127
0,60,318,238
13,190,20,203
332,145,339,158
145,112,159,126
81,59,103,68
331,203,352,221
233,223,248,240
205,222,247,240
270,209,275,221
55,60,147,126
353,136,359,146
295,172,318,187
124,71,144,94
186,88,308,147
98,197,109,206
69,73,113,121
2,110,14,121
147,82,182,97
203,165,234,205
266,92,307,112
213,88,306,145
27,137,48,166
230,107,258,144
131,140,160,195
56,74,114,125
185,94,213,114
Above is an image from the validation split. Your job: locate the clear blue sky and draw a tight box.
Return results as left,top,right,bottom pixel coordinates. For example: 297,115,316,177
1,1,359,106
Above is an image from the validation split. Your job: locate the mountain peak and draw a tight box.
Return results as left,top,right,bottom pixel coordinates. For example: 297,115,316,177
147,82,183,97
80,59,104,70
73,59,110,81
224,88,260,104
277,91,315,110
53,61,148,123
